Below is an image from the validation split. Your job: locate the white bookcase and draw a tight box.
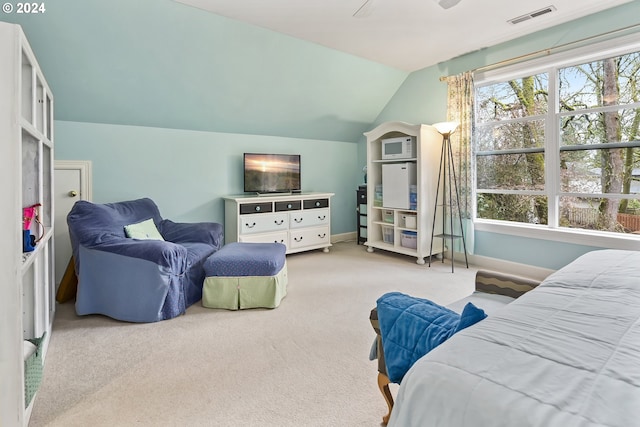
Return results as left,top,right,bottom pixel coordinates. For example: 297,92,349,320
224,192,333,254
364,122,444,264
0,22,55,426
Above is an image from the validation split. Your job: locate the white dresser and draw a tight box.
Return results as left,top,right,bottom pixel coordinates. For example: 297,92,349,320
224,193,334,254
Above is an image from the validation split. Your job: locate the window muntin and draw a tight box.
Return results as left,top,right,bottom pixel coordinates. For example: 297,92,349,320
474,41,640,237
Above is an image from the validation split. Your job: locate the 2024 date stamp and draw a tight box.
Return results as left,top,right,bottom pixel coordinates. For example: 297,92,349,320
2,2,46,14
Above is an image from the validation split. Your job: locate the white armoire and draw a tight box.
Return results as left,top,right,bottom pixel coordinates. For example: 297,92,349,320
0,22,55,426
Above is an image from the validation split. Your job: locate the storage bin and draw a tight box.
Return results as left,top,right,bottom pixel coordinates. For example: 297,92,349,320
24,333,45,408
409,185,417,210
383,210,394,223
403,214,416,229
382,226,394,244
401,231,417,249
374,185,383,207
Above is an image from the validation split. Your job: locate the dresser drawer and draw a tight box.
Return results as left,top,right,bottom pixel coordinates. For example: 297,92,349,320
290,226,330,249
303,198,329,209
239,231,288,250
240,213,288,234
275,200,301,212
289,209,329,229
239,202,273,215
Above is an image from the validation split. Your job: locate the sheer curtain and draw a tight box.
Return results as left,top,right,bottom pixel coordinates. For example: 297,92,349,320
443,71,475,253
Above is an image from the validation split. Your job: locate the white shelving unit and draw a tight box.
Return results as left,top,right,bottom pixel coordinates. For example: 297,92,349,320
364,121,444,264
0,22,55,426
224,192,333,254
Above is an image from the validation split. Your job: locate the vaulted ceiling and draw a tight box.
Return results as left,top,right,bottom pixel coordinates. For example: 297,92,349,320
174,0,633,71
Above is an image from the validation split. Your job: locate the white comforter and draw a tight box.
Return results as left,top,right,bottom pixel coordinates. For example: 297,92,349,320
389,249,640,427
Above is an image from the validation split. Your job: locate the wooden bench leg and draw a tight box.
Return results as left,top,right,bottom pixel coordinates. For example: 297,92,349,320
377,372,394,425
56,256,78,303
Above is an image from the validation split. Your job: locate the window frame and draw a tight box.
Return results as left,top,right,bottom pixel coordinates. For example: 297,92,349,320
472,33,640,250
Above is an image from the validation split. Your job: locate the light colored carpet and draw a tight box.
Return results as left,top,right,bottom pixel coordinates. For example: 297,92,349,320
29,242,477,426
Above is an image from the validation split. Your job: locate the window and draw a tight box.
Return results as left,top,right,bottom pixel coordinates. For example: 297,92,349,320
474,35,640,245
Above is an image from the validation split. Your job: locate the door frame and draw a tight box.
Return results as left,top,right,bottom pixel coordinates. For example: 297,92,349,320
53,160,92,289
54,160,93,202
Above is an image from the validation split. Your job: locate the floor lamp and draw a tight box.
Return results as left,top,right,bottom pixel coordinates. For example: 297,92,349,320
428,121,469,272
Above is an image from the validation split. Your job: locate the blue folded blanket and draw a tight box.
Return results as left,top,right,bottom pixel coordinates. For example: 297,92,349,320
376,292,487,383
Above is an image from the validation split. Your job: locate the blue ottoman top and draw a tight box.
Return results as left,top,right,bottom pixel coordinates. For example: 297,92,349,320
204,242,286,277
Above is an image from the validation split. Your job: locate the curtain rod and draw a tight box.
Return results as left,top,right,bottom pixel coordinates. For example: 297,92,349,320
439,22,640,82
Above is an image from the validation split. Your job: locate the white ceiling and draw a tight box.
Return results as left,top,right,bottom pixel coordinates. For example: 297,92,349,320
174,0,632,72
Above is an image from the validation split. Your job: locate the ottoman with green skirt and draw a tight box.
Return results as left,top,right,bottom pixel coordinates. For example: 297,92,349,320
202,242,288,310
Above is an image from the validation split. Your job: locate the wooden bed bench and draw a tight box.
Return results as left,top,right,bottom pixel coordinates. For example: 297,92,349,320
369,269,541,424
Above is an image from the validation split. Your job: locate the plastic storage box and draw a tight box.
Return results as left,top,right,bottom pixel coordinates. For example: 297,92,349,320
403,214,417,229
382,226,394,244
409,185,417,210
374,185,383,207
401,231,417,249
383,210,394,223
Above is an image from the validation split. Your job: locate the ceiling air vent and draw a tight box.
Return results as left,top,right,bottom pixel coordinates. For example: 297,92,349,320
508,5,557,25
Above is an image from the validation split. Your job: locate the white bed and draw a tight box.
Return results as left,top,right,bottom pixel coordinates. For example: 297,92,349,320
389,249,640,427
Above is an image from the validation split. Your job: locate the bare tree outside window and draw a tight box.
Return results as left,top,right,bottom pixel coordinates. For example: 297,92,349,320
475,48,640,235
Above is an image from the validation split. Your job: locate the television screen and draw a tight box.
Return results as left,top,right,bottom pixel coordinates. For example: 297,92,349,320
243,153,301,194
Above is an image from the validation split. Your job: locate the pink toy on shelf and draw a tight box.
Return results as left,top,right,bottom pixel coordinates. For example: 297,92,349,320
23,203,44,252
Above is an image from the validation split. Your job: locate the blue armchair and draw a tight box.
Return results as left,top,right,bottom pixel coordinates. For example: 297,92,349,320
67,198,223,322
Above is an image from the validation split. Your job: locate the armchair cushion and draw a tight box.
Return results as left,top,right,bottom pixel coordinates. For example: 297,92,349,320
124,218,165,240
159,219,223,247
68,198,223,322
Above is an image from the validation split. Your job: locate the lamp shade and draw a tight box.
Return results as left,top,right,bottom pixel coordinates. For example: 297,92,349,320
433,121,460,136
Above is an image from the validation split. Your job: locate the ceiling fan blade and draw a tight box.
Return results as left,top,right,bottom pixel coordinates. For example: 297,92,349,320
353,0,375,18
436,0,462,9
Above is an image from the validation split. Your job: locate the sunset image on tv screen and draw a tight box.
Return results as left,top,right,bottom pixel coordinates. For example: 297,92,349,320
244,154,300,193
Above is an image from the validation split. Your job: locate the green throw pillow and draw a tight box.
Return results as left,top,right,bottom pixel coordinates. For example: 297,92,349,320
124,218,164,240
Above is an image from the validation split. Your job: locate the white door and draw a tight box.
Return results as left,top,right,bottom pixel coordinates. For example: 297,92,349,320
54,161,92,288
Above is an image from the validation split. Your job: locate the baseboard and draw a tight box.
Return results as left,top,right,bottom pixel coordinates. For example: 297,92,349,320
331,232,356,243
330,236,554,281
456,251,554,281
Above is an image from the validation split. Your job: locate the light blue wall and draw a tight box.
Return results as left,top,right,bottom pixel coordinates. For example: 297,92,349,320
3,0,407,142
369,1,640,269
56,120,359,234
474,232,604,271
0,0,409,237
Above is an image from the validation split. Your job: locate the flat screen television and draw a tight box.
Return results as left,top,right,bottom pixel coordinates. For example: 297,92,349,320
243,153,301,194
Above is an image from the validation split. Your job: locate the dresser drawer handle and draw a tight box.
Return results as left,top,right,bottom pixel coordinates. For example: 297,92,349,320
294,236,303,242
275,219,284,225
294,218,303,223
317,215,326,221
245,222,256,229
318,233,326,238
